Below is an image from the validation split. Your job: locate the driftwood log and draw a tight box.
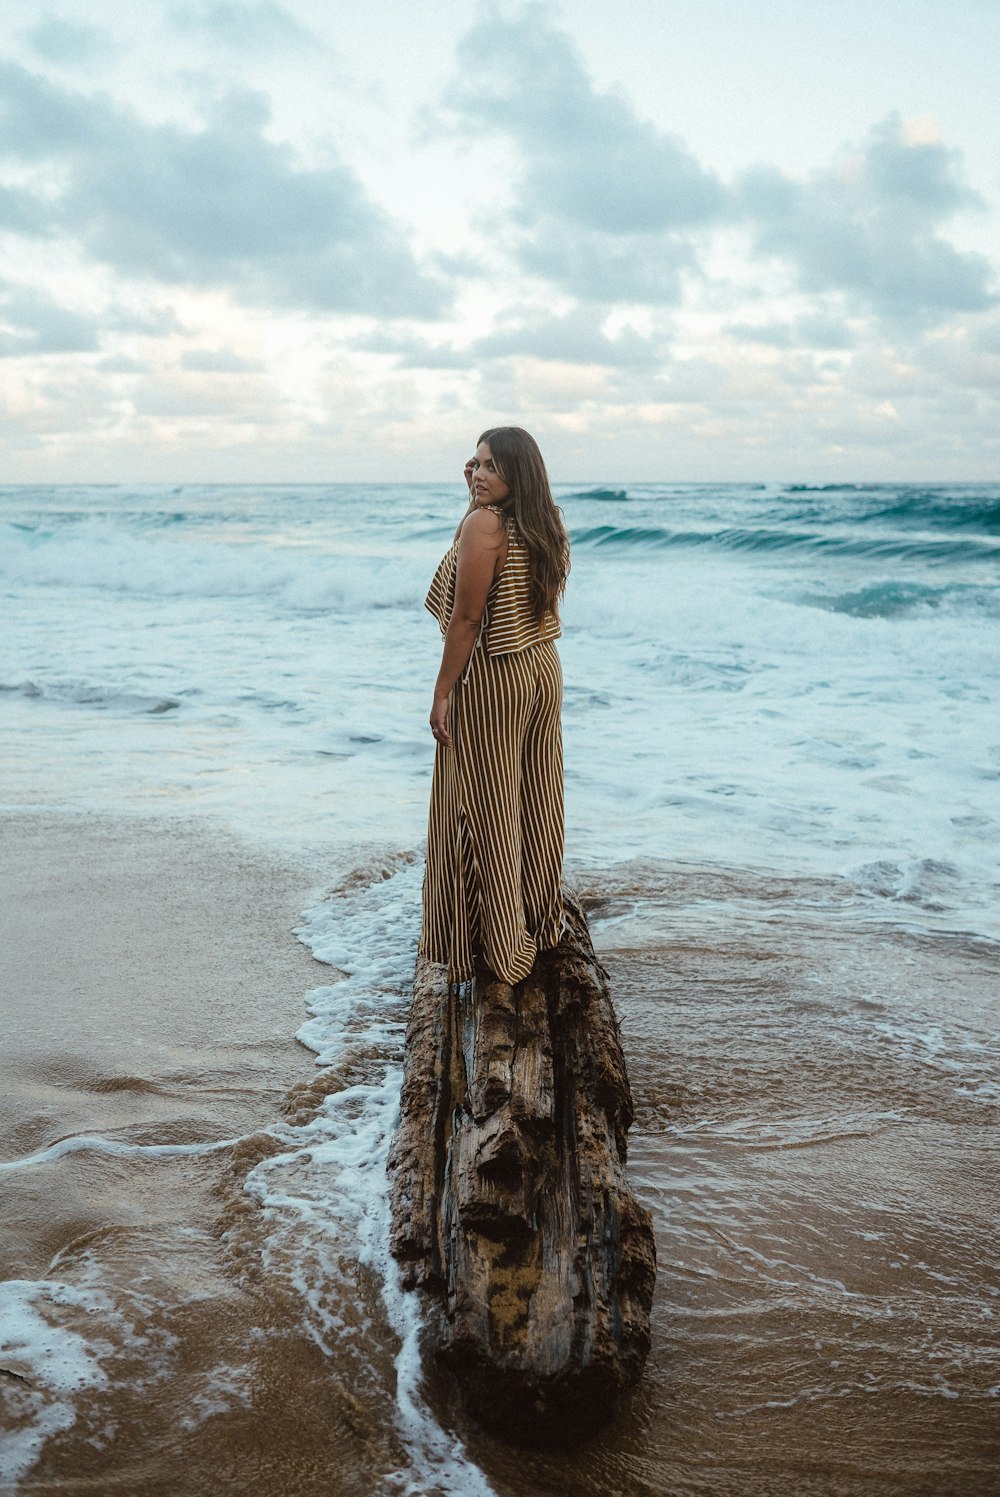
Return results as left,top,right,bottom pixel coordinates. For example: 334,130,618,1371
387,888,656,1444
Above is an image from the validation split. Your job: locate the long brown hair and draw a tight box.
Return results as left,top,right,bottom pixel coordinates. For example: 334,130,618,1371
477,426,570,623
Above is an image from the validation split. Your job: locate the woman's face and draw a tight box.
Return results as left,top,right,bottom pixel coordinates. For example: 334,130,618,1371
470,442,510,508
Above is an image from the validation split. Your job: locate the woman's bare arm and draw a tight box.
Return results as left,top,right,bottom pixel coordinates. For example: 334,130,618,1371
430,509,504,747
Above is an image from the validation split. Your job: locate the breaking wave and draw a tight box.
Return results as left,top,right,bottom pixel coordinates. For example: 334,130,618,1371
792,580,1000,619
570,521,999,564
0,522,424,612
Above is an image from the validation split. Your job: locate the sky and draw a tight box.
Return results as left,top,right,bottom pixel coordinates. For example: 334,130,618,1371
1,0,998,482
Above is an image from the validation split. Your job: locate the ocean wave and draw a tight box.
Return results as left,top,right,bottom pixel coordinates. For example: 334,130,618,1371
847,857,965,911
779,486,1000,534
561,487,631,502
0,679,181,714
6,509,197,533
0,522,425,611
570,523,674,548
570,521,1000,563
792,580,1000,619
858,493,1000,534
784,483,867,492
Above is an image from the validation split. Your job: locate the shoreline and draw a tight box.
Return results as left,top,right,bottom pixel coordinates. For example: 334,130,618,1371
3,808,998,1494
1,808,330,1189
0,808,408,1494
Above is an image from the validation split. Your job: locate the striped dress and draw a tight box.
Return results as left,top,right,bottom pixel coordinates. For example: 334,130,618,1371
420,508,565,985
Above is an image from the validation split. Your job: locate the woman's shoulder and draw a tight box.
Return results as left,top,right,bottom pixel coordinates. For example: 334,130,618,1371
457,505,507,544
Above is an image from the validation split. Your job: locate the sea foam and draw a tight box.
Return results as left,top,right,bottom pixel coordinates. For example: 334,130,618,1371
0,1282,112,1486
241,859,496,1497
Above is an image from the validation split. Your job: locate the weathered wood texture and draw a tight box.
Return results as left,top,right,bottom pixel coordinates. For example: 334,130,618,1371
387,888,656,1444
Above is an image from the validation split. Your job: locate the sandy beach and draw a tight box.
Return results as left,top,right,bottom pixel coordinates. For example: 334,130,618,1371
0,810,409,1495
4,812,999,1495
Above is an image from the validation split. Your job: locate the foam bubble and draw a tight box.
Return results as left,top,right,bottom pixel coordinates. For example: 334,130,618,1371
848,857,964,909
0,1281,111,1487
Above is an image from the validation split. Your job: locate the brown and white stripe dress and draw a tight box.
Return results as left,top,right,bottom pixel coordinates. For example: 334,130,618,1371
420,509,565,985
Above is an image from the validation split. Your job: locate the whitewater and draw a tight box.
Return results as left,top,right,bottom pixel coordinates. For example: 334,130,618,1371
2,481,998,925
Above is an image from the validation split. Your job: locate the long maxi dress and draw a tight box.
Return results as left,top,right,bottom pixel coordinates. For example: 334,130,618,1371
419,508,565,985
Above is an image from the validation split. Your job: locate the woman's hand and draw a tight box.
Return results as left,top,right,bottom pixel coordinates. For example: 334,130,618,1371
430,692,452,748
463,457,476,493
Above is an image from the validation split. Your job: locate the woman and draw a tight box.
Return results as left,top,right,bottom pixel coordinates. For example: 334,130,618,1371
420,426,570,986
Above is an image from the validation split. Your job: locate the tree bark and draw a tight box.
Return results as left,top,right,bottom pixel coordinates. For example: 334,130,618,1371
388,888,656,1445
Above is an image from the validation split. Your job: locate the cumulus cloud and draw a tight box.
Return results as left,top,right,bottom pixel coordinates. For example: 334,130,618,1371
449,11,724,233
725,313,856,350
24,16,106,63
469,304,662,367
180,347,261,371
0,283,101,357
438,8,725,302
168,1,317,53
0,182,50,234
520,222,702,305
974,318,1000,354
361,330,470,370
438,14,995,329
2,6,997,478
365,305,664,372
738,114,996,323
0,61,448,318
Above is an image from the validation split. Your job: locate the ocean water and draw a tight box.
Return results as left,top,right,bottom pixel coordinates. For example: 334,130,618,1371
2,481,998,922
1,481,999,1494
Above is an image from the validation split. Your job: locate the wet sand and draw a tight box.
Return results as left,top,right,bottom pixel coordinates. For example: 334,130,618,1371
447,867,1000,1497
3,820,999,1495
0,811,407,1495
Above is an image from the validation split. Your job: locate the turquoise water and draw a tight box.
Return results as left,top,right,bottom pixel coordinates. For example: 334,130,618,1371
2,480,998,933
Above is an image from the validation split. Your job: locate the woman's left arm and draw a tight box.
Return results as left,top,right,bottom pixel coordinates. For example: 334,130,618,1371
430,510,503,747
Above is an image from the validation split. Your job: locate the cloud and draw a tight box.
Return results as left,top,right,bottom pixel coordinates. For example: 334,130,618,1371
470,305,662,367
438,8,725,302
24,16,106,63
181,347,261,371
98,353,146,373
0,57,103,157
726,313,856,349
0,283,101,357
0,61,448,318
168,1,318,53
130,374,284,420
974,318,1000,354
362,331,470,370
738,114,996,323
0,182,50,234
365,305,664,372
438,15,996,327
724,320,794,348
517,225,696,305
448,9,724,234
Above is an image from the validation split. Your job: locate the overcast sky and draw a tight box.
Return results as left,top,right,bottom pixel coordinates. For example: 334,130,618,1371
1,0,998,481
